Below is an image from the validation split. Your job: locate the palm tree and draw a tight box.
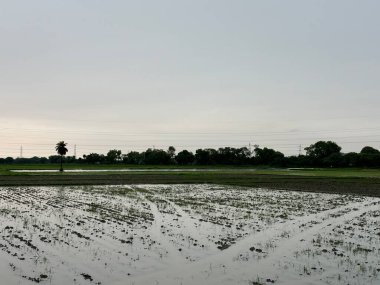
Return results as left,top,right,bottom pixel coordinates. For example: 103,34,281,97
55,141,68,172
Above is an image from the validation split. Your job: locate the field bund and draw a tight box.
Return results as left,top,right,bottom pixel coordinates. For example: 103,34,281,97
1,168,380,197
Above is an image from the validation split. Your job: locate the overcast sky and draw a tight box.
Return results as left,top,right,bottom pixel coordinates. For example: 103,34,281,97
1,0,380,157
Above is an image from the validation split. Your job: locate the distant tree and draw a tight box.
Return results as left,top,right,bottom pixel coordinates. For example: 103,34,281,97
216,147,252,165
235,147,252,163
284,155,305,167
39,157,49,164
83,153,105,164
143,148,171,165
359,146,380,167
106,149,122,163
216,147,236,164
49,155,62,163
14,157,28,164
343,152,360,167
360,146,380,155
322,152,344,167
254,147,285,166
123,151,143,164
195,148,217,165
15,156,47,164
176,150,195,165
304,141,342,166
167,146,176,163
4,157,14,164
305,141,341,159
55,141,68,172
65,156,77,163
195,149,208,165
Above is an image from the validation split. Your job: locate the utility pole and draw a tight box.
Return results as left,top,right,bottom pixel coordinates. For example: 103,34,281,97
74,144,77,158
248,142,253,157
298,144,302,156
20,145,23,158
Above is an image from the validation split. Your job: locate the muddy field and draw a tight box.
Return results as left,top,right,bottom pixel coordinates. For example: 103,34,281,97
0,184,379,285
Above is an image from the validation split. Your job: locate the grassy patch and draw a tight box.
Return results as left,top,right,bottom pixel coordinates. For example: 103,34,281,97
0,164,380,197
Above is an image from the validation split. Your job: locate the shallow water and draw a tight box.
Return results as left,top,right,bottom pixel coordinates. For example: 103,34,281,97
0,184,378,285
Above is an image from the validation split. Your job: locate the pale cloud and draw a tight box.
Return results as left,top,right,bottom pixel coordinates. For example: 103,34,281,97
1,0,380,157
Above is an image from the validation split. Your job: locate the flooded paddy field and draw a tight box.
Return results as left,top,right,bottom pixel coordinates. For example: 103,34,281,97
0,184,379,285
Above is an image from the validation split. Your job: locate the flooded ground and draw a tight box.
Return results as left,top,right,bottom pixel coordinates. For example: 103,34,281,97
0,185,378,285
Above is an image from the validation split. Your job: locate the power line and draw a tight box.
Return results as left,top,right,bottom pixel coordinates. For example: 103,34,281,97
1,126,380,137
0,114,378,125
2,141,379,151
2,139,380,148
2,132,380,144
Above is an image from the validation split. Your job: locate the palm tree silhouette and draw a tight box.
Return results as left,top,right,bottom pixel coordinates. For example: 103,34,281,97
55,141,68,172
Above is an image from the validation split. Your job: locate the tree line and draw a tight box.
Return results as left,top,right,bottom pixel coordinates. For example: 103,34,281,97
1,141,380,168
